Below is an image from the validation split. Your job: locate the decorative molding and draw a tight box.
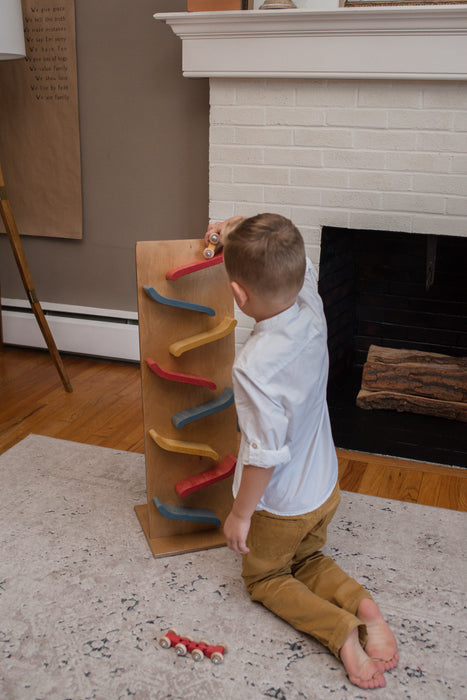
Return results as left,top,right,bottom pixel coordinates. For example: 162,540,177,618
155,7,467,80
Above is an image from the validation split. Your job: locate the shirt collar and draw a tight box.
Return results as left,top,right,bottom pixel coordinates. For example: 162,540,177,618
253,301,300,334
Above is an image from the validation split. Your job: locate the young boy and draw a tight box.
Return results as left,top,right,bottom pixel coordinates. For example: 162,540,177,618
205,213,398,690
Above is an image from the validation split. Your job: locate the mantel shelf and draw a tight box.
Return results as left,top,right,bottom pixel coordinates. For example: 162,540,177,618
155,7,467,80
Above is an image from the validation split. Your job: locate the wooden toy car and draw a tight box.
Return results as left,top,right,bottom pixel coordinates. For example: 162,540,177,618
159,628,227,664
203,232,220,259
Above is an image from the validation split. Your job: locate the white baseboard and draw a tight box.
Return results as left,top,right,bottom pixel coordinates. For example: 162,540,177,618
1,298,140,362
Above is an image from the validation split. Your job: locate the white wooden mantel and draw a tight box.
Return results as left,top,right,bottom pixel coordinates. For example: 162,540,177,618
155,6,467,81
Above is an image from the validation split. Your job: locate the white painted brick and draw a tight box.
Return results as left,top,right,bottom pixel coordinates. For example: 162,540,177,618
353,130,417,152
411,214,467,237
422,83,467,109
210,145,264,165
209,202,236,221
385,152,452,174
413,173,467,197
294,128,353,149
416,131,467,154
348,211,413,234
296,80,358,107
381,192,445,215
305,245,321,269
358,83,422,109
265,148,322,168
453,112,467,133
349,171,412,192
325,108,387,129
209,164,233,184
291,168,349,189
228,204,268,219
210,79,236,106
235,79,297,106
236,126,293,146
210,183,264,203
451,155,467,174
322,149,386,171
209,125,236,145
446,197,467,217
297,207,350,229
299,226,323,247
387,110,453,131
211,106,265,126
209,78,467,246
264,186,321,207
253,204,292,219
321,189,382,210
232,165,289,186
265,107,325,127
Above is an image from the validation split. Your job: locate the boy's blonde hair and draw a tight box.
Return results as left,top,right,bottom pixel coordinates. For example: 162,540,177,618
224,213,306,301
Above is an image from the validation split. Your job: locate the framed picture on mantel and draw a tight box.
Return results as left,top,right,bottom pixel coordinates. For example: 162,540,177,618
187,1,251,10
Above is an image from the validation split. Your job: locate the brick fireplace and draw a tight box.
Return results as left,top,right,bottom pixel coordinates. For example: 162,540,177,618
157,6,467,466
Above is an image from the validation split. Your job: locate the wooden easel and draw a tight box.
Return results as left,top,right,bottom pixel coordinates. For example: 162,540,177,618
135,239,237,558
0,163,72,392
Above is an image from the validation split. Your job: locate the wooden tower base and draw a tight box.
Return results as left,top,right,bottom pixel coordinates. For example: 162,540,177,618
134,504,227,558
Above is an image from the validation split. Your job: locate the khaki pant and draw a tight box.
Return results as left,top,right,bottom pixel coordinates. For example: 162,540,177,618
242,483,371,658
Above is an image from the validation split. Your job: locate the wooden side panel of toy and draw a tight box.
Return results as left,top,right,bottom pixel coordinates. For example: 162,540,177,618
135,240,237,556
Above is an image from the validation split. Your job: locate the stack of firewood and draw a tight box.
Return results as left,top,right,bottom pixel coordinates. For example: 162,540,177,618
357,345,467,422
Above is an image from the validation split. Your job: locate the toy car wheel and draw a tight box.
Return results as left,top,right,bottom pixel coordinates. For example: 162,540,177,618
191,649,204,662
175,643,187,656
209,233,219,244
199,639,210,646
216,643,228,654
159,636,171,649
203,248,214,259
167,627,178,635
210,652,224,665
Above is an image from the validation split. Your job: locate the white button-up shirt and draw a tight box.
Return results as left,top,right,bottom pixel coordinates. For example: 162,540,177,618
232,259,338,516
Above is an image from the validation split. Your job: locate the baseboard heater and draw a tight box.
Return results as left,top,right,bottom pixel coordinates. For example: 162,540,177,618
1,298,140,362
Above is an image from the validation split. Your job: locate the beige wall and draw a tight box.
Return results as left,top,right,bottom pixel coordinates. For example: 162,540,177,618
0,1,209,311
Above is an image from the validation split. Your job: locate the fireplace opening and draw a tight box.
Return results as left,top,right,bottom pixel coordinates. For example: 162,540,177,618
318,227,467,468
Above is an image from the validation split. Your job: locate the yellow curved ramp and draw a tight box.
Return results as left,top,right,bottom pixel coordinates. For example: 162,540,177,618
149,428,219,460
169,316,237,358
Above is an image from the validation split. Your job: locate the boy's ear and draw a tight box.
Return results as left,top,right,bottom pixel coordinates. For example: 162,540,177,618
230,280,249,309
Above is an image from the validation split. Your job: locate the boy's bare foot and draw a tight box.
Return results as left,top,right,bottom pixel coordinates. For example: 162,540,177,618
340,627,386,689
357,598,399,672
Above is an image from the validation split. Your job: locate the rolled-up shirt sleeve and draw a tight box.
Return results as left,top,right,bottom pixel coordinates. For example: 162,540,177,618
233,366,291,469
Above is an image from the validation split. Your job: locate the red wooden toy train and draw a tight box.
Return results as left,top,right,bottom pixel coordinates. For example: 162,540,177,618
159,628,227,664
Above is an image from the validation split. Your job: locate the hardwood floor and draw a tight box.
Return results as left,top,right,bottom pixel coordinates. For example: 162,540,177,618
1,346,465,512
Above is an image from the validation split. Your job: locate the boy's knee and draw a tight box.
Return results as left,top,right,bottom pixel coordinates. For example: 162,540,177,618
242,569,291,606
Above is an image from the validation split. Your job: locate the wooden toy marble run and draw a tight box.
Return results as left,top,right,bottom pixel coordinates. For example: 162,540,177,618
171,386,234,429
175,454,236,499
143,285,215,316
169,317,237,358
135,239,237,558
145,358,217,390
148,428,219,460
165,252,224,281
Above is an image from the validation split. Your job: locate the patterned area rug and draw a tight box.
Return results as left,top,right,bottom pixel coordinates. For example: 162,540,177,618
0,435,465,700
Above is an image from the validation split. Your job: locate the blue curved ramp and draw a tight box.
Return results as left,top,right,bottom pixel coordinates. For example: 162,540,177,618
143,285,215,316
153,497,221,526
171,386,234,430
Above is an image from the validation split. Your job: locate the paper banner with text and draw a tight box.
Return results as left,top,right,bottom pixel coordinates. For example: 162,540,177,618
0,0,82,238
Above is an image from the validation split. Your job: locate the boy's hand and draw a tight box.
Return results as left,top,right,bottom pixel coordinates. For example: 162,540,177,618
204,216,245,249
224,509,251,554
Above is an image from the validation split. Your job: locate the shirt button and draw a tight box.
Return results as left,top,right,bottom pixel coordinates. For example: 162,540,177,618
251,442,258,449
